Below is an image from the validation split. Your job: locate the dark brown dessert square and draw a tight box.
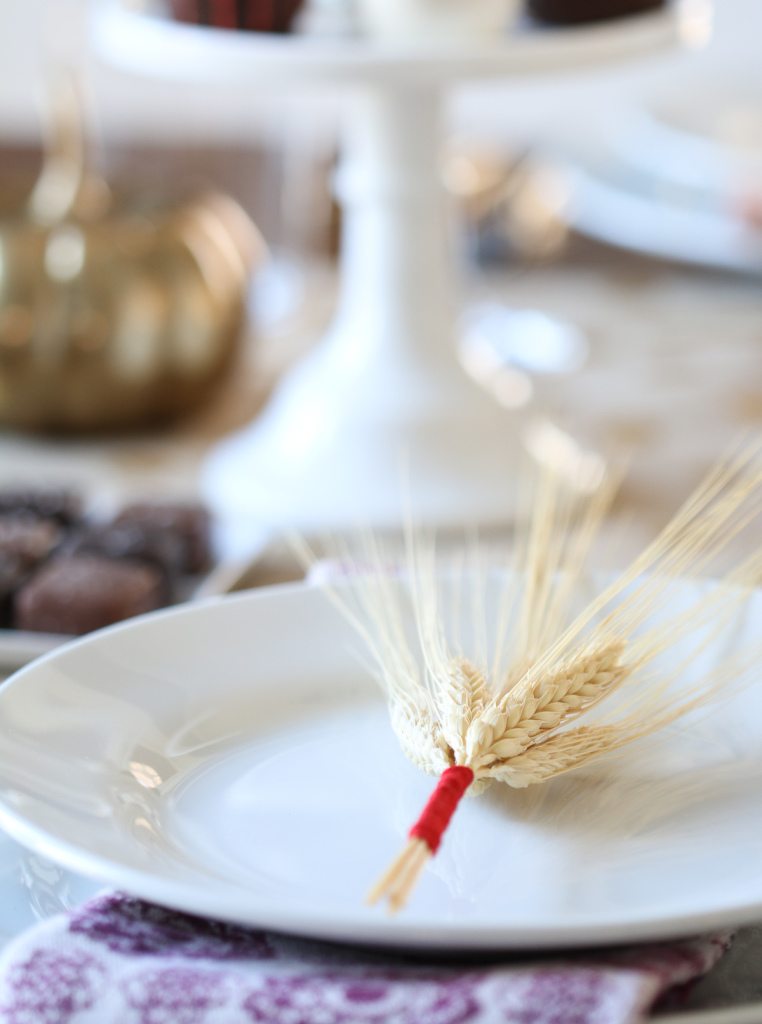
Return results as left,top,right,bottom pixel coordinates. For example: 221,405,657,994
113,502,212,574
63,522,184,593
0,488,82,526
14,555,167,635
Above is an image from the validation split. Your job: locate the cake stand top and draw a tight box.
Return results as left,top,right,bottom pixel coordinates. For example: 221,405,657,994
96,0,710,88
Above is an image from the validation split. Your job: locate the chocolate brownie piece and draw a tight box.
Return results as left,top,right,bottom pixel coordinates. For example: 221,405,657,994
14,555,166,635
113,502,212,574
0,516,62,568
64,522,183,594
528,0,663,23
0,488,82,526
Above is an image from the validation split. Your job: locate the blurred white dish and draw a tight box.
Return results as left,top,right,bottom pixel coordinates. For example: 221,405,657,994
614,69,762,202
0,632,68,675
0,578,761,950
559,150,762,273
555,70,762,272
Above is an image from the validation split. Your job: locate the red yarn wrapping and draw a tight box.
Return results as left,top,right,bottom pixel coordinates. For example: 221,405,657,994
408,766,474,854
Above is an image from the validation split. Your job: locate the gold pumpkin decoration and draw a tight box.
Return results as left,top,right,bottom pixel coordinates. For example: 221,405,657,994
0,82,263,433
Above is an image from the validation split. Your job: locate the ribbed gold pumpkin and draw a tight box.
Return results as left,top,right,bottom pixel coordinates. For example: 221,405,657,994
0,190,260,432
0,83,262,433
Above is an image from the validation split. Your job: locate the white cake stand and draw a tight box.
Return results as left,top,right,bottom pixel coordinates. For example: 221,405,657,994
96,0,708,531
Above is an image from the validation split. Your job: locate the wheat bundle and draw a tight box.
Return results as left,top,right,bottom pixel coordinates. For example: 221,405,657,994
309,443,762,912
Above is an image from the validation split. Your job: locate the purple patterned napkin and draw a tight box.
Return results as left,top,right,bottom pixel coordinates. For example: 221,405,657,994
0,892,730,1024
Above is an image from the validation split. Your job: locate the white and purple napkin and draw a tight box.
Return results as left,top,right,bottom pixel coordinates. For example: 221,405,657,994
0,892,729,1024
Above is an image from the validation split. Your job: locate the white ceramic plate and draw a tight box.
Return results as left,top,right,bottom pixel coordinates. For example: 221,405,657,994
558,151,762,275
0,580,761,951
552,63,762,274
613,70,762,203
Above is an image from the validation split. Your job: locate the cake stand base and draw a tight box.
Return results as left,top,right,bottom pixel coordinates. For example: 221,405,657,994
203,324,519,532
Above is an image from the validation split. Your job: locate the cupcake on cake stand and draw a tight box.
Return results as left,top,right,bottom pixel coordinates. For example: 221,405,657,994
96,0,708,532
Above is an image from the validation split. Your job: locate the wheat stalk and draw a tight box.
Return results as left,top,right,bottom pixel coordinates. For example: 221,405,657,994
304,443,762,912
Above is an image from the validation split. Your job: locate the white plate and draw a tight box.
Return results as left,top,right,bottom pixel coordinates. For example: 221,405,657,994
0,580,761,951
551,62,762,273
614,70,762,202
559,154,762,274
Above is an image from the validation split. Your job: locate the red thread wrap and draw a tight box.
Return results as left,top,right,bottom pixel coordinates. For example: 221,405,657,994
408,765,474,854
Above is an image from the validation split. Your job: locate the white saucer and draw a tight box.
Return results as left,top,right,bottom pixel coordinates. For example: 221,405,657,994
0,580,760,951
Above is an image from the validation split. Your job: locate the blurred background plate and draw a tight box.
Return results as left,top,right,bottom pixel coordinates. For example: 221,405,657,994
556,145,762,275
546,1,762,274
0,631,66,675
616,67,762,202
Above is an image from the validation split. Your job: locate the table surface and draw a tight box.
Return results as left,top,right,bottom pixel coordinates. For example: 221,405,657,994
0,247,760,1014
1,246,759,562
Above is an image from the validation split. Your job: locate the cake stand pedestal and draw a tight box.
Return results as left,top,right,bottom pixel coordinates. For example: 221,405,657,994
96,0,707,531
